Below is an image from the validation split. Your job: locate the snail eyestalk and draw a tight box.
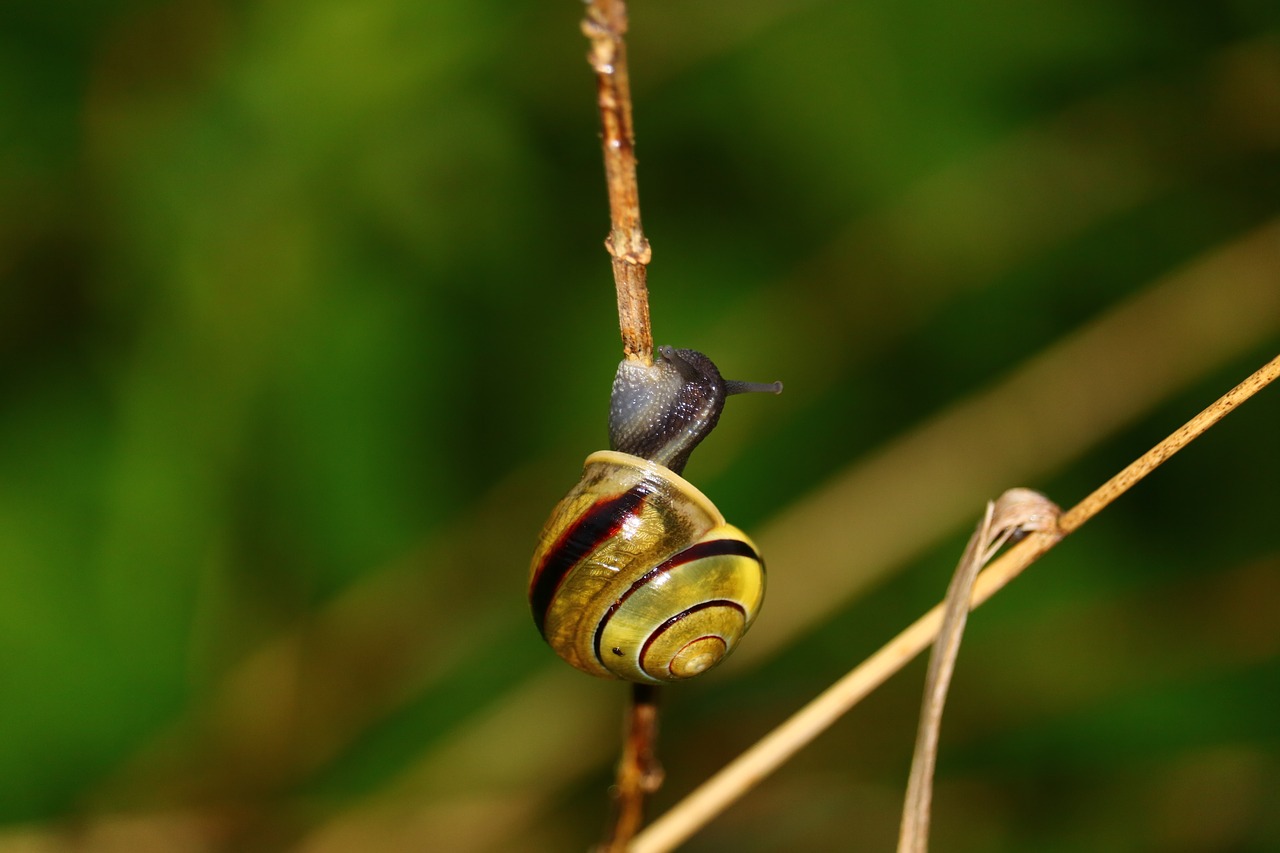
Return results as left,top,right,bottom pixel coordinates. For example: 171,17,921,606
726,379,784,396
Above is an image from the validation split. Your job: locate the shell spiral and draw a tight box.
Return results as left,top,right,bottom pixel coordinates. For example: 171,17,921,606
529,450,765,684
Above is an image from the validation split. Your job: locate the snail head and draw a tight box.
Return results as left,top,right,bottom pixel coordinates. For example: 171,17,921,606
608,346,781,475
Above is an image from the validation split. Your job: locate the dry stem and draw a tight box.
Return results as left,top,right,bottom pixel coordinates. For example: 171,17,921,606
600,684,664,852
1055,354,1280,532
581,1,662,845
583,0,653,364
631,352,1280,853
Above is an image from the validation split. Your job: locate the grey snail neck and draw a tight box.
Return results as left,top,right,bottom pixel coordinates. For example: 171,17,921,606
608,346,782,475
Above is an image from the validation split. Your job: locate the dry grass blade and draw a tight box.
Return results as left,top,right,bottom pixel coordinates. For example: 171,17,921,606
897,489,1061,853
630,353,1280,853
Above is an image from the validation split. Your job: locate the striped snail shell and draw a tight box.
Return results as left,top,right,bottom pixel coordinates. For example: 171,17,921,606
529,346,782,684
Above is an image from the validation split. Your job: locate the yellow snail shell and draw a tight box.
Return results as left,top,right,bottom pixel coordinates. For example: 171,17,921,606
529,450,764,683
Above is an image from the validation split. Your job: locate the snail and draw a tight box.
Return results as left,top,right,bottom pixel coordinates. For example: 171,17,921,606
528,346,782,684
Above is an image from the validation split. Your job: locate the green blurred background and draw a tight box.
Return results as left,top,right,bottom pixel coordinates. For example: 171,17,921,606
2,1,1279,850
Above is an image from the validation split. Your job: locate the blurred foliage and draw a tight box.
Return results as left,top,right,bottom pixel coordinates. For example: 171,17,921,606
1,0,1278,851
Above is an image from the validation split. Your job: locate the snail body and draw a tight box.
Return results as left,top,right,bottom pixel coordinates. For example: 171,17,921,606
529,347,781,684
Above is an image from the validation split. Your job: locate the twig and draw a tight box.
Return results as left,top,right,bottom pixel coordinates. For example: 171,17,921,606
898,489,1061,853
583,0,653,364
600,684,664,852
1055,355,1280,533
630,352,1280,853
580,2,662,844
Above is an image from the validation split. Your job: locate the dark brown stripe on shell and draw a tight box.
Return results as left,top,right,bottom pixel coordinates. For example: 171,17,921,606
592,538,760,665
529,487,646,636
637,599,746,673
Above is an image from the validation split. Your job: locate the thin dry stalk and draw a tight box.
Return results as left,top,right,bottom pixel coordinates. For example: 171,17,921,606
631,352,1280,853
600,684,665,852
1055,354,1280,533
897,489,1061,853
581,1,663,844
583,0,653,364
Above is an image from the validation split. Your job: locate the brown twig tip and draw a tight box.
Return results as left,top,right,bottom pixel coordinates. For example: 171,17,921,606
582,0,654,364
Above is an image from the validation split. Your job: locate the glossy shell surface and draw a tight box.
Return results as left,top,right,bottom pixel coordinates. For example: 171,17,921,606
529,450,765,683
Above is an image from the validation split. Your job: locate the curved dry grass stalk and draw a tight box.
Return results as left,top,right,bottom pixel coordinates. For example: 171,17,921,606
898,489,1061,853
632,353,1280,853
